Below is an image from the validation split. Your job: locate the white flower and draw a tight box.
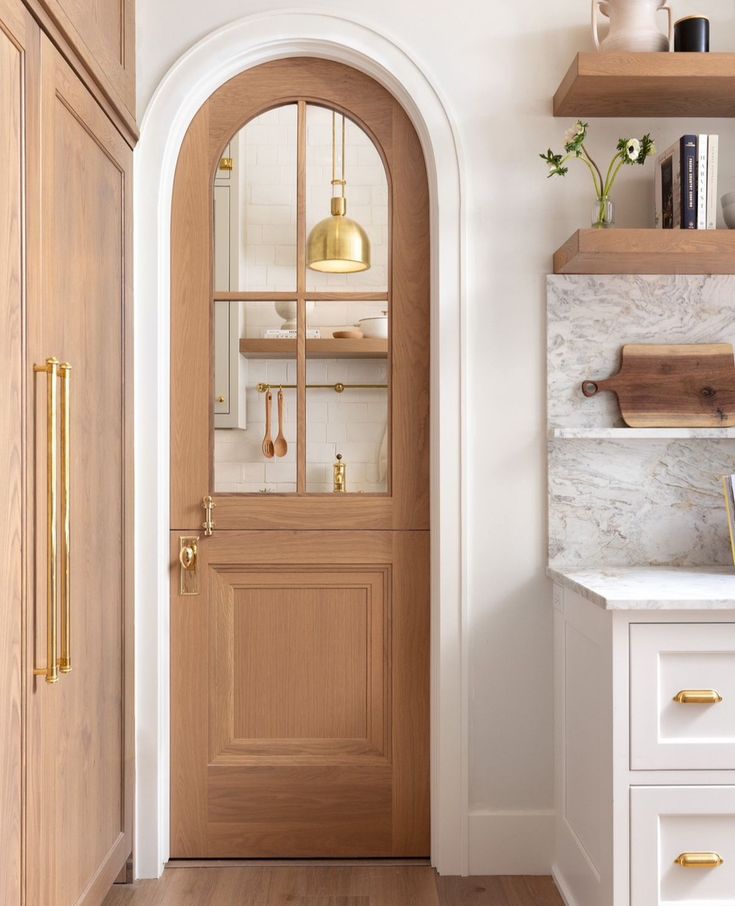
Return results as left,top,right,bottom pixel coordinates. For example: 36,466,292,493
625,138,641,161
564,122,585,145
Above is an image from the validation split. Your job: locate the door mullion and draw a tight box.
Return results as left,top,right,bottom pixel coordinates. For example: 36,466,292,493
296,100,307,495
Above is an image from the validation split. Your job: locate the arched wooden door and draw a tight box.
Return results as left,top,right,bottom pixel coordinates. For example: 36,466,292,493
170,58,430,857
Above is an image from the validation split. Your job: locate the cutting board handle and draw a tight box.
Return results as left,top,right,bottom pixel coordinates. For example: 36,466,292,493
582,378,615,397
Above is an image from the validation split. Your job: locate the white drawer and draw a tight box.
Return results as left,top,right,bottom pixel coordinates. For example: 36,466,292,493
630,623,735,770
631,786,735,905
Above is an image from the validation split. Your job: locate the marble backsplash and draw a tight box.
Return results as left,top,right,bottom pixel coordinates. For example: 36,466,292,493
547,275,735,568
548,274,735,428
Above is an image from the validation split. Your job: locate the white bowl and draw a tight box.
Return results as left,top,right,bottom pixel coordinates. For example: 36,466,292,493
357,311,388,339
721,192,735,229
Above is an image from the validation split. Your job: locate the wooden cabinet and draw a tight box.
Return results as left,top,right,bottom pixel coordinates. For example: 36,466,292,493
0,0,133,903
27,0,135,134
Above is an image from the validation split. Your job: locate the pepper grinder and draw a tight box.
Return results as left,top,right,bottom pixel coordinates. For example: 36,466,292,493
333,453,346,493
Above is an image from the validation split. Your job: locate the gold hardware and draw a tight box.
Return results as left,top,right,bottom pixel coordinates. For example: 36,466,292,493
33,358,60,684
674,689,723,704
333,453,346,493
58,363,71,673
219,157,233,171
202,495,215,536
675,852,724,869
256,382,386,394
306,110,371,274
179,540,198,570
179,536,200,596
216,395,225,403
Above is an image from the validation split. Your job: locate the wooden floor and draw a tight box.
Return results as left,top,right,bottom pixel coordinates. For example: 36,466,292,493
102,865,564,906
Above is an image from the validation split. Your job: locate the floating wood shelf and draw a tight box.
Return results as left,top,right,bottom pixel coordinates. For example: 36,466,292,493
239,338,388,359
554,52,735,117
554,229,735,275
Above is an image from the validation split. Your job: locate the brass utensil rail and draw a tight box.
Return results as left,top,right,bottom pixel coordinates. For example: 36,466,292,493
256,382,387,394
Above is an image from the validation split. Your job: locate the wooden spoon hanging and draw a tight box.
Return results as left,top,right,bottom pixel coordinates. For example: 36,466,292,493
262,391,275,458
274,388,288,458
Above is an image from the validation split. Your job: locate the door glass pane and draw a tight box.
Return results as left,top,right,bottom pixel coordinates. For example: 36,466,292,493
214,301,296,493
305,104,388,293
305,301,389,493
216,104,298,293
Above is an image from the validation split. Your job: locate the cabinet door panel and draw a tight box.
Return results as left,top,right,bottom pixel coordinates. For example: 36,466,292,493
25,34,133,906
31,0,135,118
0,3,37,905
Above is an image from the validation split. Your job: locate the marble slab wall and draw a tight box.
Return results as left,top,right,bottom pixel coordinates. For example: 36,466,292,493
548,275,735,568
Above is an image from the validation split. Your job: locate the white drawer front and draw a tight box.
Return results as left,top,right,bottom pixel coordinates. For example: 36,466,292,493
630,623,735,770
631,786,735,905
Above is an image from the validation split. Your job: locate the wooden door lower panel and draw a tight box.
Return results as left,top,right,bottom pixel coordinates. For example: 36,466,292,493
171,531,429,858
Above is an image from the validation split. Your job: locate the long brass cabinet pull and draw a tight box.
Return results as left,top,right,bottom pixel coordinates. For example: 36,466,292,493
59,363,71,673
673,689,723,705
675,852,724,869
34,358,60,684
33,357,71,684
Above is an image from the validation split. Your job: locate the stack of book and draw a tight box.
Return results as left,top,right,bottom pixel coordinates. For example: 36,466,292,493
655,134,719,230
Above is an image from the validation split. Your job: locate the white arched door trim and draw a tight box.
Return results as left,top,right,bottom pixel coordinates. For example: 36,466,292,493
134,10,467,878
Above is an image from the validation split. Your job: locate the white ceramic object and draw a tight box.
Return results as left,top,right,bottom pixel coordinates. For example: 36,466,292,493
592,0,673,52
721,191,735,228
357,310,388,338
274,299,315,329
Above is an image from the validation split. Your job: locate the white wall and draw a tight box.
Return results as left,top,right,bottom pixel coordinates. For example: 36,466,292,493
136,0,735,874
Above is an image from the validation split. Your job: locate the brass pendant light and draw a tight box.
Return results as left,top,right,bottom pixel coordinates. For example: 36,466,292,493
307,111,371,274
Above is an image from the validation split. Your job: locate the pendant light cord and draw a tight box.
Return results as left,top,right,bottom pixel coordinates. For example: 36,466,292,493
331,109,347,197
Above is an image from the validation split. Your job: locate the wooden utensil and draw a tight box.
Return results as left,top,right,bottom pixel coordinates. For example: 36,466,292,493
262,391,275,458
582,343,735,427
274,388,288,458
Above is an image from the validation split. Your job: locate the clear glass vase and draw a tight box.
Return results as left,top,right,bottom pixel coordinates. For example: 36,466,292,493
592,196,614,229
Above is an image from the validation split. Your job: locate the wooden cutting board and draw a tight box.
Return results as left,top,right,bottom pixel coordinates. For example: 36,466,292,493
582,343,735,427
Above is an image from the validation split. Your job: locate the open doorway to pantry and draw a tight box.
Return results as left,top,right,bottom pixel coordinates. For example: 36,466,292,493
168,57,430,857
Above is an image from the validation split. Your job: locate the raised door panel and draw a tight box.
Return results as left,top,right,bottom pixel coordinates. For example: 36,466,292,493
31,0,135,121
26,35,133,906
171,530,429,858
0,4,37,905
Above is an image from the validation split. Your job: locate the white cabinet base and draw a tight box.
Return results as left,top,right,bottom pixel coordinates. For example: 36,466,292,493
553,582,735,906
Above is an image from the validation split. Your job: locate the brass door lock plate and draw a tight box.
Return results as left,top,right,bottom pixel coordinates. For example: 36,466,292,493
179,536,200,596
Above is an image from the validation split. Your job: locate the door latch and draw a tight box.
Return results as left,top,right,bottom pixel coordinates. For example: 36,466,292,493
179,536,200,596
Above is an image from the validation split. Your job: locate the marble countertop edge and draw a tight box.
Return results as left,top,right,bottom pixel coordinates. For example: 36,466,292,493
547,565,735,611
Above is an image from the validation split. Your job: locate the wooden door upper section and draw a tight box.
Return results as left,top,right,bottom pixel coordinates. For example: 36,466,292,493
171,59,430,533
26,0,135,138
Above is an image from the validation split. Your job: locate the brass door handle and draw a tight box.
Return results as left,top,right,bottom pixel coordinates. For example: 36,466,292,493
33,358,60,684
179,541,198,570
216,395,225,403
673,689,723,704
59,363,71,674
675,852,724,869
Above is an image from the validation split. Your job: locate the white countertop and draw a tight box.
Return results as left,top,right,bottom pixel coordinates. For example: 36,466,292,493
548,565,735,611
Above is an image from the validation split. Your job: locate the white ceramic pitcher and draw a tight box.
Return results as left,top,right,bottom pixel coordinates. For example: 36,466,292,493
592,0,673,52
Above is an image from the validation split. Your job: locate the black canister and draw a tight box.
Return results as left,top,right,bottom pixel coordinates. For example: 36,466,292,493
674,16,710,52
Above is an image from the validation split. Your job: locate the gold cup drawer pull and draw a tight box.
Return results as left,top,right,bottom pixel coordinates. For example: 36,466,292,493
673,689,723,705
675,852,724,869
33,358,60,684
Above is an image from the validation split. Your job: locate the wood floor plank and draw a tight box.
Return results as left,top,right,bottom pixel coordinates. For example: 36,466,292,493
103,867,561,906
435,874,564,906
